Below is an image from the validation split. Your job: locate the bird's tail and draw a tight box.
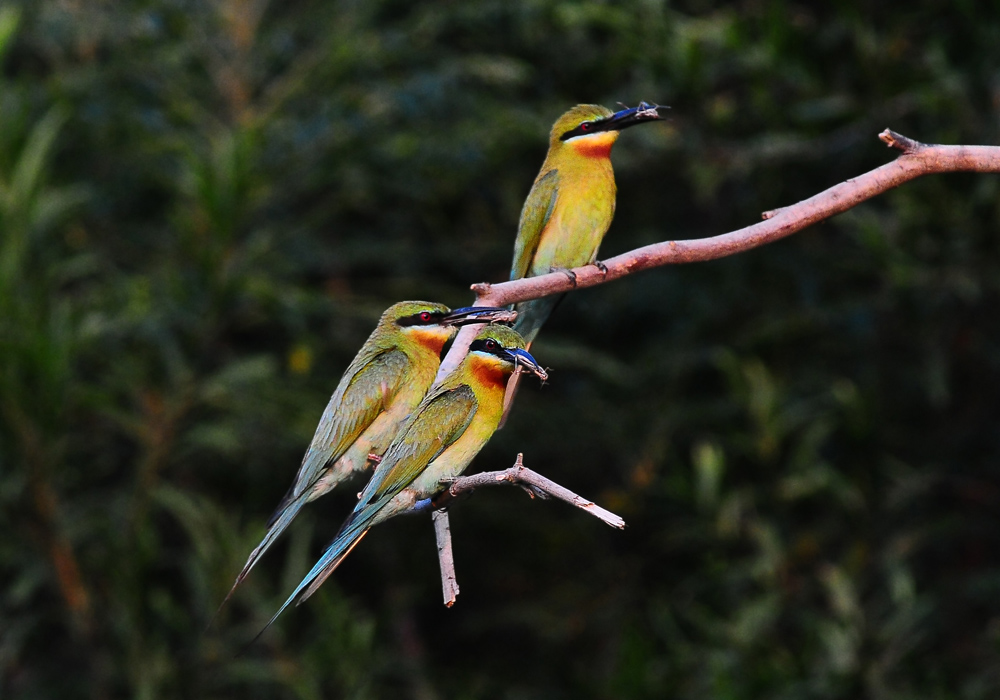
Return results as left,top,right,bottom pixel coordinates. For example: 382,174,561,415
512,295,563,346
215,464,358,626
247,514,372,645
265,479,300,528
210,493,310,627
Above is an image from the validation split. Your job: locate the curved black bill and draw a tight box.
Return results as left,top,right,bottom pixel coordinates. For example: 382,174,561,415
443,306,516,326
560,101,665,141
503,347,548,382
602,101,665,131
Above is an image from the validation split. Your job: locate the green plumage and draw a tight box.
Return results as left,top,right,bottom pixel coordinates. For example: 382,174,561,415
256,326,541,631
270,346,408,516
511,103,659,344
360,384,477,504
220,301,459,607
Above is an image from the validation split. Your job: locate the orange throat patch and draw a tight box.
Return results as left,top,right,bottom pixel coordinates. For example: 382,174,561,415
408,327,451,355
469,353,510,393
569,132,617,159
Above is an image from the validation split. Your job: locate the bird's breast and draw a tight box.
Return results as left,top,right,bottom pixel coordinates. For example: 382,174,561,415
531,168,616,274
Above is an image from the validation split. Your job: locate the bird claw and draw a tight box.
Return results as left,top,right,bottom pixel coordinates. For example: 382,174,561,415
593,260,609,275
366,453,382,466
551,266,577,287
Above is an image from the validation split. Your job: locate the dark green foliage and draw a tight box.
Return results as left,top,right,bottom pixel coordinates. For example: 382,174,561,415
2,1,1000,697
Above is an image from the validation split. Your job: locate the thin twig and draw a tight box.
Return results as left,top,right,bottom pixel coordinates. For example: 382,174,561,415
436,454,625,529
432,509,459,607
878,128,924,154
430,454,625,605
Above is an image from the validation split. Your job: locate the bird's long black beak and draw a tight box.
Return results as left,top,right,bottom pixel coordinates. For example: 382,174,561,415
558,101,665,141
601,101,665,131
503,347,548,382
442,306,516,326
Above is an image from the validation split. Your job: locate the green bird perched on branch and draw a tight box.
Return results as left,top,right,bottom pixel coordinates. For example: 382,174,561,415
511,102,664,345
218,302,509,610
252,324,547,638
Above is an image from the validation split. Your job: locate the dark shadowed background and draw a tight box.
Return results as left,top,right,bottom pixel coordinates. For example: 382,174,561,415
2,1,1000,698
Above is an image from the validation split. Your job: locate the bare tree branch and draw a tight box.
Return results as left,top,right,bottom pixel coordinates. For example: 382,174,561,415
478,130,1000,306
435,454,626,528
431,509,460,607
430,454,625,604
436,130,1000,381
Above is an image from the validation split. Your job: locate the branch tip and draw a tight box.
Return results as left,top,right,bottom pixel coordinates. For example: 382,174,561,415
879,129,924,154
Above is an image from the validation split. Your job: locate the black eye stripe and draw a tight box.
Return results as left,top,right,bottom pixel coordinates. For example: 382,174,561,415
469,338,505,356
560,120,602,141
396,311,444,327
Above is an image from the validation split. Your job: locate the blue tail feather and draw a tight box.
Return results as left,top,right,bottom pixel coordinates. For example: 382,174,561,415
248,516,369,645
211,494,309,630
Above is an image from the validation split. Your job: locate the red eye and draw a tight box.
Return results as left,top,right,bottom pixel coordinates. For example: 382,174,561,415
419,311,432,322
484,339,498,351
580,122,591,131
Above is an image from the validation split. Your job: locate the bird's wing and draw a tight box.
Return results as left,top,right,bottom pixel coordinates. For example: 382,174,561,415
222,347,407,603
357,383,478,507
510,168,560,280
252,384,479,636
276,347,409,512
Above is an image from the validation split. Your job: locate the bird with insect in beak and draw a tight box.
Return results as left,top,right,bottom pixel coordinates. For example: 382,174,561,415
511,101,664,345
251,324,547,637
217,301,510,611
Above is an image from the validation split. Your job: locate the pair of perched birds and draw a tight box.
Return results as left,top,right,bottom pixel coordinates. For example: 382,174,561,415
225,101,663,633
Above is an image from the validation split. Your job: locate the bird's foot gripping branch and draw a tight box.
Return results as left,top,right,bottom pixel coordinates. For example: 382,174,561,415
429,453,625,607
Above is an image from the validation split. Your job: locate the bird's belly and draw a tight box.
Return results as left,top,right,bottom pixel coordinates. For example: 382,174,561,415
308,386,428,501
530,193,614,275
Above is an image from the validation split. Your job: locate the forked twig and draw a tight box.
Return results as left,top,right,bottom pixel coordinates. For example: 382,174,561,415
430,453,624,605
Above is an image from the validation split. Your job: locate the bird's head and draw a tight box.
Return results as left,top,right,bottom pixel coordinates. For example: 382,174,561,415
383,301,511,355
549,102,664,158
466,325,548,388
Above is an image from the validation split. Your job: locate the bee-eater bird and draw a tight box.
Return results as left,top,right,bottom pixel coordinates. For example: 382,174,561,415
255,324,546,634
220,301,509,607
511,101,663,345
